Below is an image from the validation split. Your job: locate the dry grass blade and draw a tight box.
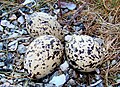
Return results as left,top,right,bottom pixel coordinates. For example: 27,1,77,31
106,37,117,50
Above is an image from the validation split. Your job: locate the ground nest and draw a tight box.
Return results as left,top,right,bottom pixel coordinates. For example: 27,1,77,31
0,0,119,87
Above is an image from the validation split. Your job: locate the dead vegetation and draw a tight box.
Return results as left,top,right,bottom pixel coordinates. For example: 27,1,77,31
0,0,120,86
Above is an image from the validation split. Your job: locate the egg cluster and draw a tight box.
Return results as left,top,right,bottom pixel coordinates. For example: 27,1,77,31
24,12,104,79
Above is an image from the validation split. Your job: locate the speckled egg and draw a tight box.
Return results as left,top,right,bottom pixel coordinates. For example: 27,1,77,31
24,35,64,79
26,12,67,41
65,34,104,72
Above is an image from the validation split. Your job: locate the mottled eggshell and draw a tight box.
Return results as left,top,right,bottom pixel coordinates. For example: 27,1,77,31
24,35,64,79
26,12,67,41
65,34,104,72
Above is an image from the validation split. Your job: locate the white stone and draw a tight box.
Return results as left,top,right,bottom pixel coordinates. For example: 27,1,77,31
60,61,69,71
49,74,66,87
8,33,19,38
15,29,28,35
0,62,4,66
7,23,15,28
53,9,60,14
116,79,120,84
1,78,7,82
18,44,26,54
60,2,76,10
22,0,35,5
0,26,3,32
9,14,17,20
0,42,3,50
17,16,25,24
1,20,10,26
111,60,117,65
66,2,76,10
65,35,73,42
8,40,18,51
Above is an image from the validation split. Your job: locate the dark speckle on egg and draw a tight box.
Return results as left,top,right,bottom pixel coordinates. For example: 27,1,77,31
24,35,63,79
65,34,104,72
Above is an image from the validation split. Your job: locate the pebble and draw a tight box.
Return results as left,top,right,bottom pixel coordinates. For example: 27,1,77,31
66,2,76,10
62,9,69,14
0,42,3,50
96,69,100,74
0,53,4,56
17,16,25,24
1,78,7,82
9,14,17,20
0,20,10,26
95,75,101,80
49,74,66,87
111,59,117,65
22,0,35,5
7,23,15,29
0,26,3,32
60,2,76,10
116,79,120,83
64,35,73,42
15,29,28,35
1,82,10,87
79,74,83,78
60,61,69,71
8,32,19,38
8,40,18,51
8,79,14,84
68,79,76,85
18,44,26,54
0,62,5,67
12,20,18,25
90,79,103,87
53,9,60,14
73,23,86,34
9,64,13,70
0,73,5,77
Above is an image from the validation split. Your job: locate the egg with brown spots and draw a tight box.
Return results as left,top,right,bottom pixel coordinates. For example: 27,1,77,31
26,12,67,41
24,35,64,79
65,34,104,72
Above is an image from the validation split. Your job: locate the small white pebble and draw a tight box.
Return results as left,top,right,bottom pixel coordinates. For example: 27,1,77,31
116,79,120,83
0,26,3,32
8,79,14,84
9,64,13,70
7,23,15,28
1,20,10,26
66,2,76,10
1,78,7,82
65,35,73,42
95,75,100,80
9,14,17,20
111,60,117,65
0,42,3,50
79,74,83,78
0,62,5,67
22,0,35,5
17,16,25,24
8,40,18,51
53,9,60,14
8,33,19,38
96,68,100,74
18,44,26,54
60,61,69,71
49,74,66,87
0,53,4,56
90,79,102,87
1,82,10,87
69,79,76,85
15,29,28,35
0,74,5,77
